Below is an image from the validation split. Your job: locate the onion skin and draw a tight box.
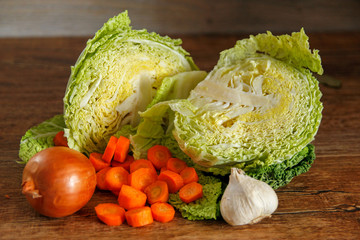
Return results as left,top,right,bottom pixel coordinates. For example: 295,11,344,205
22,147,97,218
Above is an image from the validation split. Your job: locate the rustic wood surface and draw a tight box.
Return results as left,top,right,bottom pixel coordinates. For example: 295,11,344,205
0,32,359,239
1,0,360,37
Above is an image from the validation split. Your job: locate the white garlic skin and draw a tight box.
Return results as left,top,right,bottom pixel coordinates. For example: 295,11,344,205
220,168,278,226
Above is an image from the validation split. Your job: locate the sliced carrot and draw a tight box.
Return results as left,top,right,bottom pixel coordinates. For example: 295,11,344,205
158,170,184,193
166,158,187,174
160,167,167,174
128,168,158,192
125,206,153,227
112,154,134,172
95,203,126,226
118,185,147,210
129,159,156,173
96,167,111,190
102,136,118,163
53,131,68,147
147,145,172,170
179,182,203,203
104,167,129,191
144,180,169,205
89,152,110,172
151,202,175,223
180,167,199,185
113,136,130,163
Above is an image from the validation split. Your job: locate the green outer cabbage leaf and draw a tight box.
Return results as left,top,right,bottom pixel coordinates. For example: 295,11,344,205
18,115,65,163
63,11,197,155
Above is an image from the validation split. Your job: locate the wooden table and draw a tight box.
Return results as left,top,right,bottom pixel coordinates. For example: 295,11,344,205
0,32,359,239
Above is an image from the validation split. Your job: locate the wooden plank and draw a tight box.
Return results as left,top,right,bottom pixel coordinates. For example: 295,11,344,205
1,0,360,37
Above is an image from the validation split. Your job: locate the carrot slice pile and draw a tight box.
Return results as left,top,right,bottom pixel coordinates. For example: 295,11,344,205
151,202,175,223
111,154,134,172
95,203,126,226
96,167,111,190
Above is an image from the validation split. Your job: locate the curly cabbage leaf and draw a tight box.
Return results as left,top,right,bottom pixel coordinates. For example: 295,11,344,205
18,115,65,163
63,11,197,155
170,29,323,169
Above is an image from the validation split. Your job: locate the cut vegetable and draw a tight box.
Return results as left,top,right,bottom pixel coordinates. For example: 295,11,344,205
111,154,134,172
179,182,203,203
144,180,169,204
125,206,153,227
158,170,184,193
166,158,187,174
113,136,130,163
102,136,118,163
104,167,129,191
96,167,111,190
147,145,172,170
129,159,156,173
128,168,158,191
53,131,68,147
151,202,175,223
118,185,147,210
89,152,110,172
95,203,126,226
180,167,199,184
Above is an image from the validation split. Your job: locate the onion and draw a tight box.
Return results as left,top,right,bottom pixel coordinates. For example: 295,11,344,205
22,147,97,218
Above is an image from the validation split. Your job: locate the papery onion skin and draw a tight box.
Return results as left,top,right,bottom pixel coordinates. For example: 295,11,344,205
22,147,97,218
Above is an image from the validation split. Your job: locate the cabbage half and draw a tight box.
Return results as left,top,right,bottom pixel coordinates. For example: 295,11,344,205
170,29,323,169
63,11,197,154
131,29,323,173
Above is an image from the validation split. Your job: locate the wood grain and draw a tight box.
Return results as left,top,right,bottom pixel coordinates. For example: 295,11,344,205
1,0,360,37
0,33,359,239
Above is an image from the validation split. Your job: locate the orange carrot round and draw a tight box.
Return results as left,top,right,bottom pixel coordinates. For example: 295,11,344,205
95,203,126,226
89,152,110,172
96,167,111,190
113,136,130,163
144,180,169,205
166,158,187,174
104,167,129,191
129,159,156,173
180,167,199,185
125,206,153,227
102,136,118,163
53,131,68,147
128,168,158,192
118,185,147,210
179,182,203,203
147,145,172,170
158,170,184,193
151,202,175,223
111,154,134,172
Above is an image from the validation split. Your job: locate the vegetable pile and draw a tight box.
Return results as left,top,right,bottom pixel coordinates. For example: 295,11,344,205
18,11,323,226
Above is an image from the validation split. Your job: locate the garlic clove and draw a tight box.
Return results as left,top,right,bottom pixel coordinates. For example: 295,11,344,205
220,168,278,226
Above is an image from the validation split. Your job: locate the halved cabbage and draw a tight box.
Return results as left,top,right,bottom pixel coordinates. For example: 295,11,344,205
63,11,197,154
170,29,323,168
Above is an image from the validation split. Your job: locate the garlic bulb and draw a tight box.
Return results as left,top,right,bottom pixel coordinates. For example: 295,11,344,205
220,168,278,226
